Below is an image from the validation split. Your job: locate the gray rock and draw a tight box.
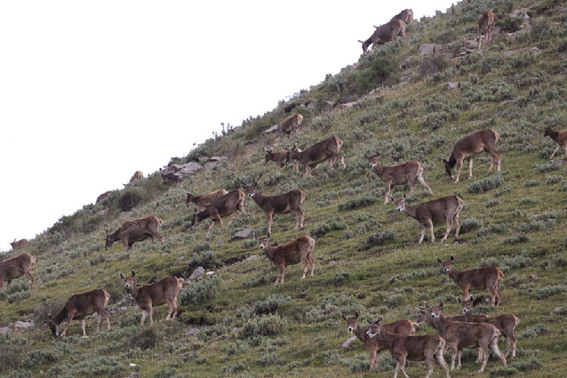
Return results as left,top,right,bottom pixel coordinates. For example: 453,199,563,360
447,82,461,90
186,327,200,336
189,266,205,281
231,228,253,240
265,124,279,134
14,320,33,329
0,327,12,335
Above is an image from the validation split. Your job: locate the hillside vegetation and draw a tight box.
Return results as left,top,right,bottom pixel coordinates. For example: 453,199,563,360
2,0,567,376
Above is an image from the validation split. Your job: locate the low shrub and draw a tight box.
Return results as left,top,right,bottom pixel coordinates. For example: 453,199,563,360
238,314,288,338
254,294,293,315
366,230,395,245
179,277,220,305
467,174,504,194
460,218,482,234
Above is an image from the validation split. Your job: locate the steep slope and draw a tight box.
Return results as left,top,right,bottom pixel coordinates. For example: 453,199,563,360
1,0,567,376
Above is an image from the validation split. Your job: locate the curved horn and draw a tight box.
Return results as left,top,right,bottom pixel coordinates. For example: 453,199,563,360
254,172,263,186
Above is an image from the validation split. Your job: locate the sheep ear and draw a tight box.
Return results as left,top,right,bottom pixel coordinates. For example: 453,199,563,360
131,270,135,277
450,255,455,261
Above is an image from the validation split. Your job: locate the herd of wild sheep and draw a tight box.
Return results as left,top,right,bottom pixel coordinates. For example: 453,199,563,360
2,7,566,376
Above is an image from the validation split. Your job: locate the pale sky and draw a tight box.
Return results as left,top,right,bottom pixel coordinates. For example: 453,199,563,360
0,0,457,252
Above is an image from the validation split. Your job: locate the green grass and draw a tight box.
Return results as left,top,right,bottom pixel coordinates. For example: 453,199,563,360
2,0,567,376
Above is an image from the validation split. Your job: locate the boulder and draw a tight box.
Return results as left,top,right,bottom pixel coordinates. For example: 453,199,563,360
0,327,12,335
189,266,205,281
160,162,203,183
447,82,461,90
231,228,253,240
265,124,279,134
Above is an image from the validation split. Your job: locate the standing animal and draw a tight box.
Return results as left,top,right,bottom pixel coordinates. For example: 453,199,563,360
264,146,298,176
96,191,111,204
240,173,305,236
366,315,450,378
48,289,111,337
543,126,567,160
104,216,164,252
392,194,463,244
342,311,416,370
10,238,28,250
279,112,304,138
437,255,504,306
392,8,413,24
185,189,228,210
365,153,433,204
255,235,315,286
358,9,412,54
442,129,501,184
0,253,36,290
478,11,496,49
459,295,520,359
290,136,346,177
120,270,184,325
129,170,144,183
190,189,248,235
422,300,506,372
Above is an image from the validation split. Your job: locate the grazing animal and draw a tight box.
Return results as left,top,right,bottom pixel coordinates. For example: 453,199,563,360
359,9,412,54
255,235,315,286
393,8,414,24
185,189,228,210
459,296,520,359
290,136,346,177
416,306,486,365
264,146,298,176
423,301,506,372
96,191,111,204
0,253,36,290
544,126,567,160
392,194,463,244
279,112,304,138
478,11,496,49
342,311,416,370
190,189,248,235
365,153,433,204
241,173,305,236
366,315,450,378
48,289,111,337
120,270,184,325
10,238,28,250
442,129,501,184
437,255,504,306
105,216,164,252
129,170,143,183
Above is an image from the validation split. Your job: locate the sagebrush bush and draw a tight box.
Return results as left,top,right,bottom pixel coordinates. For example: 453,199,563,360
254,294,292,315
338,196,377,211
238,314,288,338
186,251,219,271
332,271,351,286
460,217,482,234
366,230,395,245
310,217,347,237
179,277,220,305
467,174,504,193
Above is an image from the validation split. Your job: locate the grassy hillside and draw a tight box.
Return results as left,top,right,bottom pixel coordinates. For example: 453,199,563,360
2,0,567,376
